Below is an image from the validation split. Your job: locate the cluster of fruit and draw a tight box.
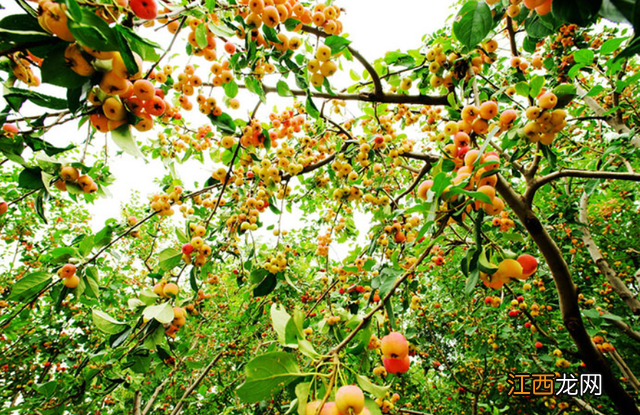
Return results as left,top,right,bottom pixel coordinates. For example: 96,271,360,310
165,306,187,337
37,0,75,42
149,186,182,216
381,332,411,374
308,45,338,88
57,263,80,289
152,280,179,298
89,70,174,133
490,210,516,232
480,254,538,289
522,92,566,145
181,224,213,267
498,0,553,17
55,166,97,194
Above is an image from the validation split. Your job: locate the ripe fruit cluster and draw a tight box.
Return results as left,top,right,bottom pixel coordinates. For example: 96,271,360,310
480,254,538,289
165,306,186,337
58,263,80,289
522,92,567,145
55,166,97,194
152,280,179,298
149,186,182,216
308,44,338,88
381,332,411,374
181,224,213,267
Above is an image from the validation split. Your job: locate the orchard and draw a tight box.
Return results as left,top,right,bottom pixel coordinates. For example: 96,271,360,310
1,0,640,414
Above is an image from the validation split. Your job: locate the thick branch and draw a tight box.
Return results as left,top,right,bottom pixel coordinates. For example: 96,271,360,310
526,169,640,203
495,174,640,415
240,83,449,106
609,319,640,344
505,16,519,57
576,83,637,144
579,192,640,315
394,161,433,206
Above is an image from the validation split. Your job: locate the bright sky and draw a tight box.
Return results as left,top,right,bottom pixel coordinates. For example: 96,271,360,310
1,0,456,261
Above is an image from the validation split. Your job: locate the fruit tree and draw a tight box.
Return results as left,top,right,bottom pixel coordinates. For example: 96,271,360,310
1,0,640,414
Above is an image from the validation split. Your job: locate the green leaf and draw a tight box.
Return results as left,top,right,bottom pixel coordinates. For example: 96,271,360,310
271,303,296,347
34,380,58,399
573,49,594,65
205,0,217,12
552,0,602,26
529,76,544,98
599,0,634,24
158,248,182,271
92,310,127,334
600,37,628,55
364,398,383,415
601,313,623,321
379,267,401,298
236,352,305,403
524,14,555,38
8,271,51,301
223,79,239,98
453,1,493,50
306,94,320,119
18,167,45,190
295,382,311,415
5,87,67,111
356,374,390,399
324,35,351,54
111,125,144,158
276,80,293,97
208,112,237,134
0,14,51,43
515,82,530,97
84,267,100,298
195,23,208,49
465,268,480,295
254,272,277,297
143,302,174,324
68,9,119,52
245,76,266,103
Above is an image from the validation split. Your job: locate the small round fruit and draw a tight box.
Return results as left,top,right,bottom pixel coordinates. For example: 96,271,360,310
497,258,524,281
59,263,77,278
163,282,179,297
335,385,364,415
182,243,194,255
60,166,80,182
63,274,80,289
384,356,411,374
130,0,158,19
517,254,538,277
381,332,409,359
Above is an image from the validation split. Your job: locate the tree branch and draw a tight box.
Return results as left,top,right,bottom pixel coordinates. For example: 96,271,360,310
526,169,640,203
579,191,640,315
495,173,640,415
300,25,383,96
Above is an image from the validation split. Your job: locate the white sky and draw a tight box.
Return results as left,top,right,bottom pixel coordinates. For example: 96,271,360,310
1,0,456,262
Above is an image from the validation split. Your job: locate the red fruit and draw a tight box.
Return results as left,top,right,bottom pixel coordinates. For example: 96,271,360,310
383,356,411,374
145,96,166,116
535,341,543,349
224,42,236,54
484,296,493,305
58,263,77,278
457,145,470,158
524,322,532,328
182,243,194,255
2,124,19,135
130,0,157,19
155,88,165,99
0,201,7,215
126,97,145,115
508,310,519,317
517,254,538,277
381,332,409,359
